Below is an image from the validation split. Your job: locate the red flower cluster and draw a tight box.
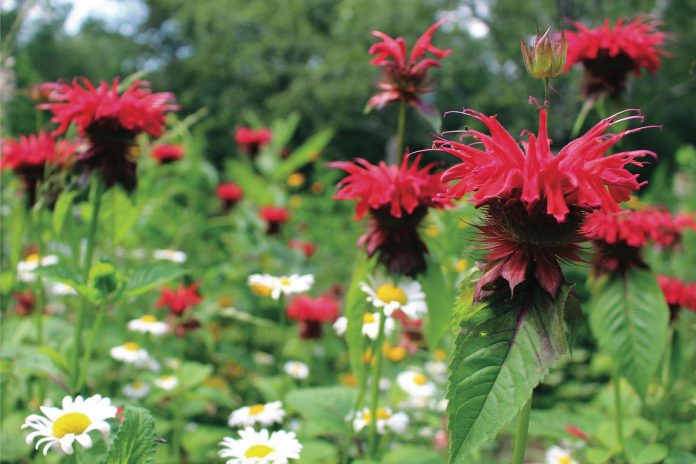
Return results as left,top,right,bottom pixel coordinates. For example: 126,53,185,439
0,131,78,205
286,295,339,339
434,107,652,296
13,290,36,316
234,126,271,157
259,206,290,235
156,282,202,315
288,239,317,258
564,18,668,97
658,275,696,314
151,144,184,164
216,182,244,210
330,155,449,276
367,20,451,111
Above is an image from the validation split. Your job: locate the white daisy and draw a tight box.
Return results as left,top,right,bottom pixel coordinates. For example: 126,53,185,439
218,427,302,464
153,249,187,263
351,407,409,434
283,361,309,380
360,275,427,319
247,274,314,300
228,401,286,428
424,361,448,383
127,315,169,336
154,375,179,390
333,312,395,340
123,380,150,399
22,394,117,455
45,281,77,296
397,370,437,397
252,352,275,366
109,342,153,368
17,254,59,282
546,446,578,464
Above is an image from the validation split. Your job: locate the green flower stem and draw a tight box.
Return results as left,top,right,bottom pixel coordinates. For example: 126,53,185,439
342,347,370,464
367,308,387,459
571,98,595,138
613,365,625,450
70,177,104,392
511,394,532,464
32,207,47,403
396,99,407,163
543,78,550,108
75,304,107,391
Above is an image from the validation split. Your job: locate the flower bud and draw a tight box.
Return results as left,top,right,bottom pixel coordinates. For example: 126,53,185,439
521,27,567,79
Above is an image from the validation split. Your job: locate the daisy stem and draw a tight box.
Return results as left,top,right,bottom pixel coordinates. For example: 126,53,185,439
511,394,532,464
367,308,387,459
70,177,104,392
613,365,625,450
396,99,407,163
342,355,370,464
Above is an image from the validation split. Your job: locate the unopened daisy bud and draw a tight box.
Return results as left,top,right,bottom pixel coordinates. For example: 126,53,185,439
521,27,567,79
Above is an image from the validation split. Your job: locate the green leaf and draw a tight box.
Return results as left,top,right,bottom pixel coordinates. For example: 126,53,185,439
102,407,157,464
589,268,669,399
226,160,276,205
273,128,333,181
298,440,339,464
53,190,77,236
422,261,453,350
97,187,139,245
344,253,375,384
625,439,668,464
382,446,445,464
414,100,442,133
36,264,98,302
124,263,186,297
285,386,358,435
447,284,578,461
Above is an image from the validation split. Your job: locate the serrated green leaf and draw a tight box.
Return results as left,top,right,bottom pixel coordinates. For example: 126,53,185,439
124,263,186,297
297,439,338,463
285,386,358,435
97,187,139,245
422,261,453,350
53,190,77,236
589,269,669,399
273,128,333,181
344,253,375,384
36,264,98,302
102,407,157,464
447,284,575,461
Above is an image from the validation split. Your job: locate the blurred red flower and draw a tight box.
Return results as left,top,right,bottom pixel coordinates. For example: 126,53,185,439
259,206,290,235
156,282,202,315
434,107,652,297
234,126,271,157
658,275,696,315
367,20,451,111
564,18,668,97
288,239,317,258
13,290,36,316
151,144,184,164
330,155,449,276
287,294,339,339
216,182,244,210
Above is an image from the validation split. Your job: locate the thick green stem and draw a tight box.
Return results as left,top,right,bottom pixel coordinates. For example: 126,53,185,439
70,178,103,392
75,305,107,391
613,366,625,450
395,99,407,163
543,78,550,108
511,394,532,464
571,98,595,138
367,309,387,459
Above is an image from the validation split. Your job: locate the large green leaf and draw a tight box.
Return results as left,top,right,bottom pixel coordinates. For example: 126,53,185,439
102,407,157,464
285,386,358,435
422,261,453,350
226,160,276,205
273,128,333,181
589,268,669,399
344,253,375,384
52,190,77,236
124,262,186,297
447,283,579,461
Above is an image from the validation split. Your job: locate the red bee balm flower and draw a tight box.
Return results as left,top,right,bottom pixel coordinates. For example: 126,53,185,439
564,18,668,97
216,182,244,210
234,126,271,157
259,206,290,235
156,283,202,315
151,144,184,164
658,276,696,319
1,131,77,205
286,295,339,339
434,107,652,297
330,155,449,276
367,20,451,111
39,78,177,190
288,239,317,258
13,290,36,316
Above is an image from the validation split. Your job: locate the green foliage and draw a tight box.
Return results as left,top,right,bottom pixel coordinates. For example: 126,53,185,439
447,284,580,461
123,262,186,298
285,386,358,435
422,261,454,349
589,269,669,399
103,407,157,464
344,253,374,384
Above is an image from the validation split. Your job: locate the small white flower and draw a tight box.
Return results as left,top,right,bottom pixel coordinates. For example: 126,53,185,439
109,342,153,368
546,446,578,464
17,254,59,282
127,315,169,336
351,407,409,434
165,358,181,370
397,371,437,397
253,352,275,366
228,401,286,428
247,274,314,300
45,281,77,296
123,381,150,399
218,427,302,464
153,249,187,263
360,275,427,319
283,361,309,380
424,361,447,382
22,394,117,455
333,312,395,340
154,375,179,390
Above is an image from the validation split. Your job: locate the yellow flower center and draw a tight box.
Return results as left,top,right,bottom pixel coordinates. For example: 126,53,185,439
250,284,273,297
412,373,428,386
245,444,274,458
248,404,266,416
287,172,305,188
455,259,468,273
364,408,390,423
139,315,157,323
434,349,447,362
132,380,144,389
425,224,441,237
279,277,291,286
123,342,141,351
376,284,407,305
159,375,174,382
52,412,91,438
363,313,376,324
25,253,40,263
384,344,406,362
559,457,572,464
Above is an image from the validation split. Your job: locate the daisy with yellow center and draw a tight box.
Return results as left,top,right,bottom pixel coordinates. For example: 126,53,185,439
127,315,169,335
351,407,409,434
22,394,117,455
546,446,578,464
109,342,153,367
218,427,302,464
247,273,314,300
397,370,436,397
123,380,150,399
228,401,286,428
17,254,59,282
360,275,427,319
332,312,395,340
283,361,309,380
154,374,179,390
